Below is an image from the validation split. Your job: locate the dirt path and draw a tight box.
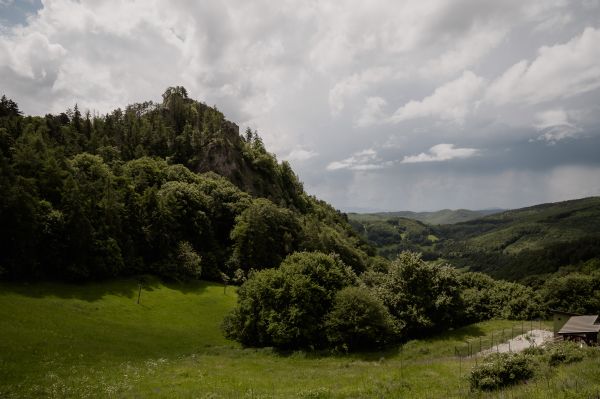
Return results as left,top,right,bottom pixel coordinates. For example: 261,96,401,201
479,329,554,356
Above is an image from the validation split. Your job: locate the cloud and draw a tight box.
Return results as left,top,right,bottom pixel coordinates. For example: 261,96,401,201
533,109,581,143
419,25,507,78
533,13,572,32
401,144,479,163
486,27,600,105
284,147,319,162
2,0,600,211
355,96,388,127
326,148,391,171
389,71,485,124
328,67,393,114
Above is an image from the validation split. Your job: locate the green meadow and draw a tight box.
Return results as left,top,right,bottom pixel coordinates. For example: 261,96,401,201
1,278,598,398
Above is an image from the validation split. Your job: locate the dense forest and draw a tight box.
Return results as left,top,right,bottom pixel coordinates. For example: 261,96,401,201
350,197,600,281
1,89,598,352
0,88,371,283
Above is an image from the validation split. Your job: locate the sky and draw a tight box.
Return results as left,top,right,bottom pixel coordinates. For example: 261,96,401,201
1,0,600,212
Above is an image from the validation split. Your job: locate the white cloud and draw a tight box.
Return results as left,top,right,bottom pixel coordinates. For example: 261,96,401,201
486,27,600,105
420,26,507,78
401,144,479,163
284,147,319,162
328,67,393,114
0,31,66,79
533,109,581,143
327,148,391,171
1,0,600,211
389,71,485,124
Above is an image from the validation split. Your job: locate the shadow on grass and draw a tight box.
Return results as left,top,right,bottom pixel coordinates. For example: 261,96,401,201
0,275,214,301
246,323,488,363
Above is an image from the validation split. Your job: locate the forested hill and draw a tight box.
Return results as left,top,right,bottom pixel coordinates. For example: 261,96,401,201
351,208,502,225
0,88,373,282
350,197,600,281
437,196,600,280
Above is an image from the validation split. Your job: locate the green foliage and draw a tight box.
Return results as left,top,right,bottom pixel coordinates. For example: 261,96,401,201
155,241,202,281
541,272,600,314
372,252,463,338
0,91,372,283
469,352,534,391
223,251,356,349
325,286,394,350
545,341,586,367
350,197,600,281
459,272,541,322
230,198,301,270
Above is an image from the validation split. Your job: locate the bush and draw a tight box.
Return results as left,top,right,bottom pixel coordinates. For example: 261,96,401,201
545,341,585,367
374,252,463,338
222,251,356,349
469,353,534,391
325,286,394,350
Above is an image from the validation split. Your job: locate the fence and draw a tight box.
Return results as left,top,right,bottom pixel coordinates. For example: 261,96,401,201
454,320,546,358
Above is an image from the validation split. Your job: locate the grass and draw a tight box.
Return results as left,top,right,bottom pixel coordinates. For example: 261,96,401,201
0,278,598,398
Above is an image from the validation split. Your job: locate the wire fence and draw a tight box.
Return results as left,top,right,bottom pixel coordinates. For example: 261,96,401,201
454,320,547,358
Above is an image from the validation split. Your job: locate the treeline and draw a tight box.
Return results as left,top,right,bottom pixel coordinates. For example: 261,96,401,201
223,251,541,351
224,249,600,351
0,89,372,281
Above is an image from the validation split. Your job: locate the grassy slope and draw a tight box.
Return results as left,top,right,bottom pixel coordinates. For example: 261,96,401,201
1,279,598,398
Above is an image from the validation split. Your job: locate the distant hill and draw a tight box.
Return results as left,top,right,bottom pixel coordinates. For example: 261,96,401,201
349,197,600,281
353,208,503,225
438,197,600,252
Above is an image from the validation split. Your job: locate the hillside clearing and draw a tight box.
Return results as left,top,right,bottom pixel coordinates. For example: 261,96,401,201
0,279,598,398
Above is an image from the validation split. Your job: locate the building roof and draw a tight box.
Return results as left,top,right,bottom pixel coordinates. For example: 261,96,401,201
558,315,600,334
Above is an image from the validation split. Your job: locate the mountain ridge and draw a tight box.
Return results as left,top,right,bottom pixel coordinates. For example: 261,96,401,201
349,196,600,280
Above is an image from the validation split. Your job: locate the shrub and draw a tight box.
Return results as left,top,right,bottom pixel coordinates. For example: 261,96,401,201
374,252,463,338
545,341,585,367
222,251,356,349
325,286,394,350
469,353,534,391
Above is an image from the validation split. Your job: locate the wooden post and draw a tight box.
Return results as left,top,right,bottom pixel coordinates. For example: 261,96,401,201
137,282,142,304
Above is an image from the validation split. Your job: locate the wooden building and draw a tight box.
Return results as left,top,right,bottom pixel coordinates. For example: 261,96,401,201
552,310,580,337
557,315,600,345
